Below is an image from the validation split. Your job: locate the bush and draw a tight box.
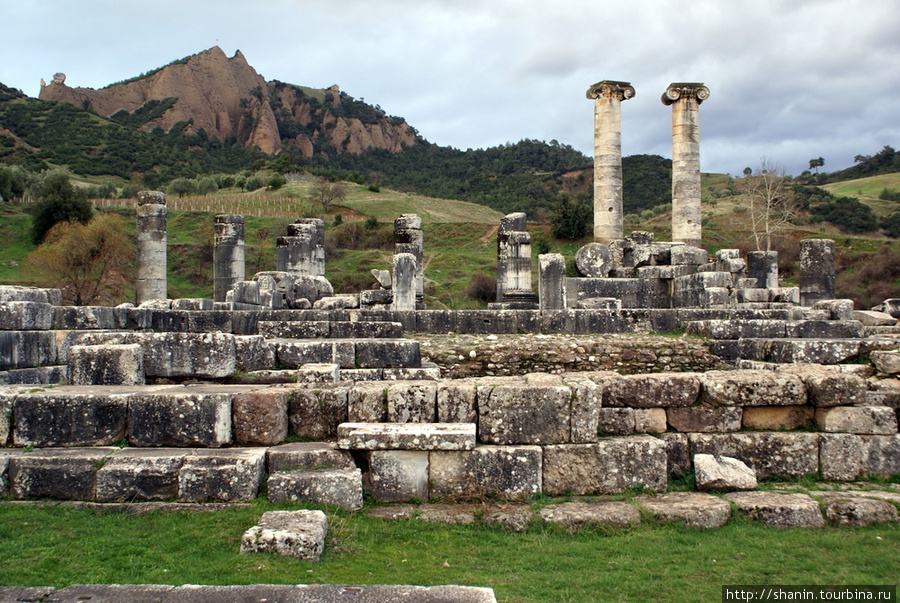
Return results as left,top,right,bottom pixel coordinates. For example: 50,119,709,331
466,273,496,304
365,215,379,230
30,173,93,243
550,193,591,240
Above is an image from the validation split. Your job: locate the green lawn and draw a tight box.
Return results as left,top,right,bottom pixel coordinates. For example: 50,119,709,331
0,501,897,602
822,174,900,218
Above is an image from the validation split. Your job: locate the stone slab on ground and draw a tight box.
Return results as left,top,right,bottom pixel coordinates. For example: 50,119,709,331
725,491,825,528
287,585,498,602
0,586,57,602
821,496,900,527
267,468,364,510
177,448,266,503
240,509,328,561
694,453,757,492
539,501,640,531
416,503,477,525
637,492,731,529
337,422,476,451
482,504,535,531
37,584,173,602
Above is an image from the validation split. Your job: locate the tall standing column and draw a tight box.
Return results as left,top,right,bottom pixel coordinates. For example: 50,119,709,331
394,214,424,308
587,80,634,244
214,214,245,302
135,191,167,304
662,83,709,248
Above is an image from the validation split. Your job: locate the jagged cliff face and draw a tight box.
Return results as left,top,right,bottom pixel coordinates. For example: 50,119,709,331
38,47,417,158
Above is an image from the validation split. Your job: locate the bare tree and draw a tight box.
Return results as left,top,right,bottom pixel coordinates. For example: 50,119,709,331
309,177,347,213
740,158,798,252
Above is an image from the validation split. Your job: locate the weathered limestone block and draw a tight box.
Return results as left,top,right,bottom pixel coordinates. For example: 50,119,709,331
539,253,567,310
0,285,61,305
95,448,187,502
686,319,787,340
429,445,542,499
436,380,477,423
234,335,274,372
670,245,709,266
382,366,442,381
742,406,814,431
68,344,144,386
348,382,387,422
787,320,864,339
0,301,52,330
699,370,807,407
274,339,355,369
799,239,835,307
313,295,359,310
355,339,422,369
813,298,855,321
660,432,691,475
694,453,757,491
341,368,384,382
637,492,731,529
417,503,477,524
128,391,232,448
478,383,571,445
776,365,867,407
689,432,819,478
632,409,666,433
178,448,266,502
820,433,864,481
816,406,898,435
725,491,825,528
539,501,640,531
0,394,11,445
337,423,476,451
861,434,900,476
366,450,429,502
13,390,129,447
0,366,66,386
763,339,862,365
598,408,634,435
483,505,535,531
267,441,355,472
574,244,613,278
232,389,289,446
9,447,116,500
871,350,900,375
297,363,340,384
667,406,742,433
603,373,700,408
240,510,327,561
387,382,436,423
267,468,364,510
330,321,403,339
823,497,900,527
542,436,667,495
392,252,417,311
0,330,57,370
288,386,349,439
138,332,236,378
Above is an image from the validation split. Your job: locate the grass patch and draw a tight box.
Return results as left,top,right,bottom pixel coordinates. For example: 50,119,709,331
0,501,898,601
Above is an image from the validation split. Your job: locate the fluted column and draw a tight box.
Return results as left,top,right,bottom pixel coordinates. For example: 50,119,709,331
662,83,709,248
587,80,634,243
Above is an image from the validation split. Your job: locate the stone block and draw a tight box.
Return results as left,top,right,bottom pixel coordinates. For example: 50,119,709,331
337,422,476,451
871,350,900,375
670,245,709,266
852,310,897,326
0,285,61,305
13,390,129,447
667,406,742,433
240,509,328,561
56,330,129,365
341,368,384,382
689,432,819,478
816,406,898,435
68,344,144,386
0,301,52,330
699,370,807,407
436,380,477,423
598,408,634,435
814,298,855,321
128,390,232,448
348,382,387,422
0,330,57,370
861,434,900,476
786,320,864,339
331,321,403,339
686,319,787,340
603,373,700,408
95,448,187,502
313,295,359,310
823,497,900,527
725,491,825,528
274,339,355,369
741,406,814,431
539,501,640,531
483,505,535,531
637,492,731,529
267,468,364,510
355,339,422,368
660,432,691,475
267,441,355,472
258,320,331,339
366,450,429,502
136,332,235,378
232,389,289,446
429,445,542,499
296,363,340,384
0,394,10,445
820,433,864,481
568,378,603,443
44,585,173,602
694,453,757,491
382,366,442,381
542,436,667,495
178,448,266,502
0,365,67,386
777,366,867,407
763,339,862,365
9,447,116,500
477,383,570,445
288,386,349,440
234,335,274,372
387,381,436,423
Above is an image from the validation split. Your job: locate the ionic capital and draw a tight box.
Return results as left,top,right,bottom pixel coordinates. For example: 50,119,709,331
661,82,710,106
587,80,635,102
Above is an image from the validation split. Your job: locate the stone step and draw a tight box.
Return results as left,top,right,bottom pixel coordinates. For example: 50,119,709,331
272,338,421,369
337,422,477,451
723,337,898,364
258,320,403,340
686,319,865,340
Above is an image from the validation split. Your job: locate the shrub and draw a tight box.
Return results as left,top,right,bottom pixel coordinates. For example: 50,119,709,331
550,193,591,240
466,273,496,304
30,173,93,243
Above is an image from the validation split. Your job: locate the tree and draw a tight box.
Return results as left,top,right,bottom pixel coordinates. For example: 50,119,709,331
550,193,591,240
309,176,347,212
809,157,824,174
166,177,197,198
30,172,93,243
739,158,798,252
26,213,133,305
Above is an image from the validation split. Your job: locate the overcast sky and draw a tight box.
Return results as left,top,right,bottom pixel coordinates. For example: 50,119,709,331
2,0,898,176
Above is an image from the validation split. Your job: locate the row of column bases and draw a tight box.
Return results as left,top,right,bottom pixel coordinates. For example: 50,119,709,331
589,81,709,247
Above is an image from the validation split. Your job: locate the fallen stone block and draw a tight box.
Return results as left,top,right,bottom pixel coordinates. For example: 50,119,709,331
871,350,900,375
478,382,571,445
135,332,236,378
68,344,144,386
820,433,864,481
429,445,542,499
603,372,700,408
823,497,900,527
232,389,289,446
338,423,476,451
694,453,757,491
436,380,478,423
416,503,477,525
483,505,535,531
699,370,807,407
347,382,387,422
288,386,349,440
178,448,266,502
0,587,57,602
13,389,129,447
95,448,187,502
853,310,897,327
292,585,498,602
637,492,732,529
234,335,274,372
9,447,116,500
667,406,742,433
741,406,814,431
816,406,898,435
543,436,667,495
355,339,422,368
129,390,232,448
539,501,640,531
240,509,328,561
366,450,429,502
725,491,825,528
274,339,355,369
689,432,819,478
0,301,52,330
861,434,900,476
267,441,356,472
0,330,57,370
387,381,437,423
267,468,364,510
